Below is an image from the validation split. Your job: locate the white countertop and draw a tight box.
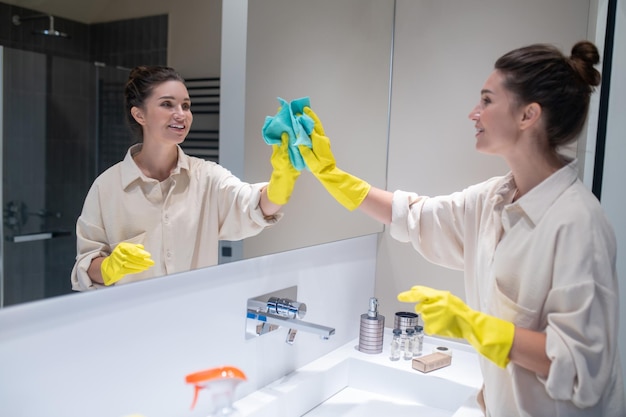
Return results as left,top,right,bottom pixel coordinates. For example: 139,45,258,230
232,328,484,417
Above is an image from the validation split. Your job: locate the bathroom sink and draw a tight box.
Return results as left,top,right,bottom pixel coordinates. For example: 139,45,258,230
302,357,480,417
234,330,484,417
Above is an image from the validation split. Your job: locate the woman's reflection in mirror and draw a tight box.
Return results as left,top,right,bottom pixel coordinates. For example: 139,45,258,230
71,66,297,290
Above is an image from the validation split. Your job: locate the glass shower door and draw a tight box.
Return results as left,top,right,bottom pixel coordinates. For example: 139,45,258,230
1,46,98,307
1,46,50,306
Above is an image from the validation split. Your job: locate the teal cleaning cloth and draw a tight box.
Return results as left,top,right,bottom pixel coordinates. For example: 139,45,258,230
262,97,314,171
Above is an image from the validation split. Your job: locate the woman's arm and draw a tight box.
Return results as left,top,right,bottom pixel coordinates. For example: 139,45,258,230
259,186,282,217
510,327,551,378
358,186,394,225
259,182,392,221
87,257,105,284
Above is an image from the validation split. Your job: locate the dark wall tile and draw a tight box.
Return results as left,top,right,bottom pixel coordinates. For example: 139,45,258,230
90,14,168,68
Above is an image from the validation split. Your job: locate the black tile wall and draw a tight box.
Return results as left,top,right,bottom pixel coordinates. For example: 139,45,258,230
90,14,168,68
43,55,96,299
0,3,168,68
2,48,47,305
96,65,133,175
0,1,168,304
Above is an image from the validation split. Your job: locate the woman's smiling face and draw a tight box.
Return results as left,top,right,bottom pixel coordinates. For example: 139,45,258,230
134,80,193,145
469,70,523,157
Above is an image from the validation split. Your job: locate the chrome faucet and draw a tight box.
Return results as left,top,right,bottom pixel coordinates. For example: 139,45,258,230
245,286,335,344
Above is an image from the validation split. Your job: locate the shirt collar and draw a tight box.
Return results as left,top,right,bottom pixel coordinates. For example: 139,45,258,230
120,144,190,189
506,158,579,227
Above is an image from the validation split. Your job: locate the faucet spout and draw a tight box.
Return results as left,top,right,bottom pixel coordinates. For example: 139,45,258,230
245,286,335,343
246,309,335,341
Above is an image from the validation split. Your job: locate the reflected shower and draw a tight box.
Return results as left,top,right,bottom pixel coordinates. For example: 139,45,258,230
12,14,70,38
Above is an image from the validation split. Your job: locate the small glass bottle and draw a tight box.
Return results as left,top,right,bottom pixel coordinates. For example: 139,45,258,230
390,328,402,361
414,325,424,356
404,328,416,360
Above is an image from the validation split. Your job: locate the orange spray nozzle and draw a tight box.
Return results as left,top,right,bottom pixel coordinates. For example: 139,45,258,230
185,366,247,410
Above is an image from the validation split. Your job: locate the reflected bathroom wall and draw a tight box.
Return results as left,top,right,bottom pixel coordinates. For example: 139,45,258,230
240,0,391,259
0,2,168,306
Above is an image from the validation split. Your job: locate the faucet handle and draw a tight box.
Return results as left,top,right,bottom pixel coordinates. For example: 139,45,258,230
266,297,307,319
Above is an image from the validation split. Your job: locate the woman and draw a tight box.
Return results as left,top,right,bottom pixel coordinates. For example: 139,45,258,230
71,66,298,290
300,41,625,416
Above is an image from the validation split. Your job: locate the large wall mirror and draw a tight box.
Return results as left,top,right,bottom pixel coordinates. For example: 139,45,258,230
0,0,390,307
3,0,605,313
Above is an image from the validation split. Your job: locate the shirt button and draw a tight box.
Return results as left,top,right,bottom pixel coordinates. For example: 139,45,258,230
163,214,169,224
166,250,172,258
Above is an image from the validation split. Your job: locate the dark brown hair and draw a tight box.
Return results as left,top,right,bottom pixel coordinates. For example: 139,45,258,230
495,41,601,149
124,66,185,140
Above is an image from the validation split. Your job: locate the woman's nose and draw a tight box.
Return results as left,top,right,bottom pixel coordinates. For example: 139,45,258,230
469,107,480,121
174,106,185,118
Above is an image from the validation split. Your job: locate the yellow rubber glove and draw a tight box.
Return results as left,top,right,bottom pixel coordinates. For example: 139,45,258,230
397,285,515,368
267,132,300,205
101,242,155,286
298,107,371,211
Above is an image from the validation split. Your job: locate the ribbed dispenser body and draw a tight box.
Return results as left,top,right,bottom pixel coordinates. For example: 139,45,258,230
358,313,385,353
357,297,385,354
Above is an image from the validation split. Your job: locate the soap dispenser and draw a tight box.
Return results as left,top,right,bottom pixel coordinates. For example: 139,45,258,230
357,297,385,354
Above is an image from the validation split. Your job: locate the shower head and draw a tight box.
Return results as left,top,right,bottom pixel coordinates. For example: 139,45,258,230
12,14,70,38
34,27,69,38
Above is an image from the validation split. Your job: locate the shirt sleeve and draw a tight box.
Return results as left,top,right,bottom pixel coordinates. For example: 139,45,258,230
208,164,283,241
541,209,619,408
70,183,109,291
389,189,466,270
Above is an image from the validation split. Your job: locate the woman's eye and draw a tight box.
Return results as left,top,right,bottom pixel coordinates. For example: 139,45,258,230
161,101,172,107
183,103,191,111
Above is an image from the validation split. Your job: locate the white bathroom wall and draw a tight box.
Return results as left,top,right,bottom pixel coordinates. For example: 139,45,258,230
0,234,378,417
594,0,626,391
375,0,594,320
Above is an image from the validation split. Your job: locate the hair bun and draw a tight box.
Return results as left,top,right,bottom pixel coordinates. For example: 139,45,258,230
570,41,601,87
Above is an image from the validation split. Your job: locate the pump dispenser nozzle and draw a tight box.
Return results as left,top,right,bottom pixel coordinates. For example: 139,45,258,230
367,297,379,318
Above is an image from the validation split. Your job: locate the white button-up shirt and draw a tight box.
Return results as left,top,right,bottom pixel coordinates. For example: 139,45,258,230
71,144,281,291
390,160,625,416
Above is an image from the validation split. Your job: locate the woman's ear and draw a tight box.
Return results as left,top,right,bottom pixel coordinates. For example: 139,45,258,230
131,106,146,125
520,102,542,130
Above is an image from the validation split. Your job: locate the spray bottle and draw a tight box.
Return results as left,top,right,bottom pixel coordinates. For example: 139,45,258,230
185,366,247,416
